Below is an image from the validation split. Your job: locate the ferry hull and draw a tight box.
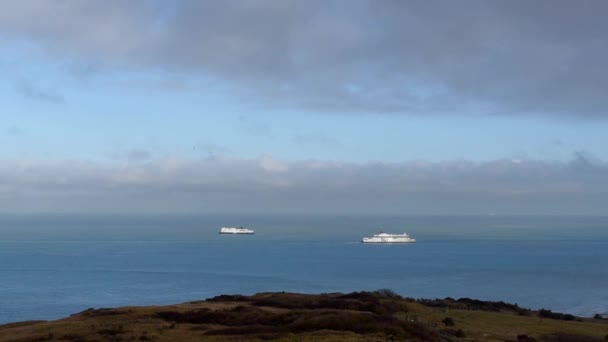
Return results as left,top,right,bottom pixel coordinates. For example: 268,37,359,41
361,232,416,243
219,227,255,234
361,238,416,243
219,231,255,235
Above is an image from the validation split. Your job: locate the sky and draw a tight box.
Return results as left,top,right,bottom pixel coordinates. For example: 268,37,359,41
1,0,608,215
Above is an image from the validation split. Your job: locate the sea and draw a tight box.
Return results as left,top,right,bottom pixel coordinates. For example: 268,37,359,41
1,214,607,324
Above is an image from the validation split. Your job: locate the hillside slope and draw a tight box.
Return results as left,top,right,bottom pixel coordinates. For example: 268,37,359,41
1,291,607,341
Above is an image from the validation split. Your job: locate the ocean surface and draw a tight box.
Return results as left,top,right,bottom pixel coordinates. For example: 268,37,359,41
1,214,607,324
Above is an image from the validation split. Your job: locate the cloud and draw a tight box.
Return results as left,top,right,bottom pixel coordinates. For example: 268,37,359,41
17,80,66,104
235,116,273,137
0,154,606,214
1,1,607,116
257,155,289,172
293,133,338,146
5,126,23,136
196,144,232,156
126,149,152,161
112,149,153,162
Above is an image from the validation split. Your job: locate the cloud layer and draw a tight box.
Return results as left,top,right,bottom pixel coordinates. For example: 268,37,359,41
1,154,606,214
1,0,607,116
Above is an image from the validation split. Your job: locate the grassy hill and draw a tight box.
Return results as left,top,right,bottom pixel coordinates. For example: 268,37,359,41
1,290,607,341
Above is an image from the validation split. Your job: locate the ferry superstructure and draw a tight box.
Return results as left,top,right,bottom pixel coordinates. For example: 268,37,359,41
219,227,255,234
361,232,416,243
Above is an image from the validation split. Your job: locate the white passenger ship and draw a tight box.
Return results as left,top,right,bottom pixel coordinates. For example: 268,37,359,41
361,232,416,243
219,227,255,234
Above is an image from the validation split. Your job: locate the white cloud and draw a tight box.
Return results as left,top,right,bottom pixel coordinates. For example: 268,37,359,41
258,155,289,173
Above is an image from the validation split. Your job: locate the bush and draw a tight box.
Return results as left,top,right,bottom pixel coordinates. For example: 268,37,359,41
454,329,465,338
204,325,288,336
416,297,531,315
403,322,441,341
376,289,401,298
442,317,455,326
175,292,441,340
538,309,575,321
205,294,250,302
96,325,124,336
593,313,603,319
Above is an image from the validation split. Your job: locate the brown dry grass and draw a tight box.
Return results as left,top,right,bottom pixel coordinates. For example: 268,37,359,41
0,291,606,341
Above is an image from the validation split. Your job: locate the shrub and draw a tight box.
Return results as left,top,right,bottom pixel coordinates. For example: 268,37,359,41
416,297,531,315
403,322,441,341
205,294,250,302
538,309,575,321
376,289,401,298
204,325,288,336
97,325,124,336
442,317,455,326
440,328,466,339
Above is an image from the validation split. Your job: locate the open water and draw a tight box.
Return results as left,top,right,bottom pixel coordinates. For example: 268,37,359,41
1,214,607,323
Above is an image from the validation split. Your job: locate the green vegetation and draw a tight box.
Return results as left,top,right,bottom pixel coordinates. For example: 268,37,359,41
0,291,606,341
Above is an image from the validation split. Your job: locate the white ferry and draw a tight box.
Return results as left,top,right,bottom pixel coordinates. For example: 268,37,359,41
362,232,416,243
219,227,255,235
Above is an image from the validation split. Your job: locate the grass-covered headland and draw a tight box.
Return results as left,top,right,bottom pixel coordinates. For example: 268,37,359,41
1,290,607,341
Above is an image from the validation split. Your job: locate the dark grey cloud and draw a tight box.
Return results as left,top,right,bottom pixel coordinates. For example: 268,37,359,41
0,154,606,214
1,1,607,116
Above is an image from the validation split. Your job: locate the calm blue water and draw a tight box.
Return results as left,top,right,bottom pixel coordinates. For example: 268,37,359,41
1,214,607,324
